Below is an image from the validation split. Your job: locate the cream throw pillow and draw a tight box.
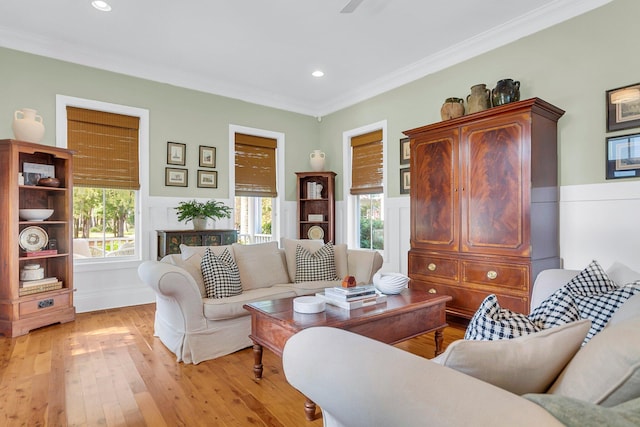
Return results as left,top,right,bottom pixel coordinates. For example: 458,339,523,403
231,242,289,290
548,316,640,406
433,319,591,395
283,238,347,282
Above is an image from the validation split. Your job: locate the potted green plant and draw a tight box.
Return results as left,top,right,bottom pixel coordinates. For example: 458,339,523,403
175,199,232,230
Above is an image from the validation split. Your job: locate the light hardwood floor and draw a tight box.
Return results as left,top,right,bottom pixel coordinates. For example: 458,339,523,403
0,304,465,426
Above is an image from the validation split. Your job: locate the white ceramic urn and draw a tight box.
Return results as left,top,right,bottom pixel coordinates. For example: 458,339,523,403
13,108,45,143
310,150,325,171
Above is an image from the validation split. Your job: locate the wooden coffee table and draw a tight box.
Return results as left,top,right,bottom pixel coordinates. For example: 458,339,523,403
243,288,451,420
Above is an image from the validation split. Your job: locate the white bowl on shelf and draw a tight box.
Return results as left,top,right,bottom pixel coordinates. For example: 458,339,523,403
373,272,409,295
19,209,54,221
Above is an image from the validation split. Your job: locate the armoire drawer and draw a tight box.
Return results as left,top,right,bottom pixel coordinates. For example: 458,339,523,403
462,261,528,291
410,280,530,317
408,253,458,282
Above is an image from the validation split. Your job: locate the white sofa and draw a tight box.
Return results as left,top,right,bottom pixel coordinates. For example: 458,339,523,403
283,263,640,426
137,239,383,364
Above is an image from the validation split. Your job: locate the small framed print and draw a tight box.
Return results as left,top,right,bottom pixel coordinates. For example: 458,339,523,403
197,170,218,188
606,83,640,132
400,167,410,194
165,167,188,187
400,137,410,165
199,145,216,168
606,133,640,179
167,142,186,166
23,162,56,186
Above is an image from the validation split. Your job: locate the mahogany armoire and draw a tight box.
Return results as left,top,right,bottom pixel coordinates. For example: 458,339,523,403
404,98,564,318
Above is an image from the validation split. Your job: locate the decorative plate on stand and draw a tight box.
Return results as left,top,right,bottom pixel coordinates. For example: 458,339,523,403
19,226,49,251
307,225,325,240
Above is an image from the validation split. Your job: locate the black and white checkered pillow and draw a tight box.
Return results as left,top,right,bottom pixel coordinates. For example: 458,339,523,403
564,260,640,342
533,260,640,344
465,294,541,340
201,248,242,299
529,287,581,329
564,259,617,296
294,243,339,283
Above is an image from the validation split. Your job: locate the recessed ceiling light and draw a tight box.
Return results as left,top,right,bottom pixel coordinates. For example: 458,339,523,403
91,1,112,12
312,70,325,78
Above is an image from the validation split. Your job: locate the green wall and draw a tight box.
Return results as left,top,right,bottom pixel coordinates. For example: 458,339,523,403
0,47,319,201
1,0,638,201
319,0,639,198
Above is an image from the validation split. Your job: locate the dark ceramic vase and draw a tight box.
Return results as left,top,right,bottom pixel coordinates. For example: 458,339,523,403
492,79,520,106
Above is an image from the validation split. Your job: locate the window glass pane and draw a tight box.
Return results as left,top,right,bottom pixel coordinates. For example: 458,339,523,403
358,193,384,250
234,196,273,244
73,188,136,258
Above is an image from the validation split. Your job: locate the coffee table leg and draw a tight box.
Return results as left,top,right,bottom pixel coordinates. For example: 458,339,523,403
252,343,263,379
304,398,316,421
434,329,444,357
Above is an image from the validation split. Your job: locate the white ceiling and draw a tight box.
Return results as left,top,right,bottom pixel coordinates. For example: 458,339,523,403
0,0,610,117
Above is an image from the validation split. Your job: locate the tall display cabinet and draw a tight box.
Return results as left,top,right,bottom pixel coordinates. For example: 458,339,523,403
296,171,336,243
404,98,564,318
0,139,76,337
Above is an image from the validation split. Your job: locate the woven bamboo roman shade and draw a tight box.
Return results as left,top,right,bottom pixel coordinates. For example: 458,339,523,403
235,133,278,197
67,107,140,189
350,129,383,195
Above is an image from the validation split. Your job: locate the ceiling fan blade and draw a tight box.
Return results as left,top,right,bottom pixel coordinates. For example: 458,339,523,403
340,0,365,14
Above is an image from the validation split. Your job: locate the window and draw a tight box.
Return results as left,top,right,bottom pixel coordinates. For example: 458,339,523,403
350,129,384,250
234,132,277,244
67,106,140,259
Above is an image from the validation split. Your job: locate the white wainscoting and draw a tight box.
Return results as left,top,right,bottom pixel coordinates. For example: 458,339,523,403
74,181,639,313
559,180,640,273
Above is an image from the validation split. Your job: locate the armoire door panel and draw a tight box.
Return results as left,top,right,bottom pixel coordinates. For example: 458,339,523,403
411,131,459,251
460,117,531,256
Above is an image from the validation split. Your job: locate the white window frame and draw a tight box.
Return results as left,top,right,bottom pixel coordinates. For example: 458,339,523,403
342,120,387,251
55,95,150,270
228,124,284,244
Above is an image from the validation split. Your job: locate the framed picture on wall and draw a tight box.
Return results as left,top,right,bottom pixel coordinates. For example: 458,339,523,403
606,83,640,132
400,137,410,165
197,170,218,188
400,167,410,194
167,142,186,166
606,133,640,179
199,145,216,168
165,167,188,187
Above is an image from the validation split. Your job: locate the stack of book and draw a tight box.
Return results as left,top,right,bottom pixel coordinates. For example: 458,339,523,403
317,284,386,310
19,277,62,296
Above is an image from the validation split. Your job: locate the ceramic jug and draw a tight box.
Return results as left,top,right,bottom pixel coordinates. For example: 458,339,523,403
466,84,491,114
12,108,45,143
440,98,465,120
310,150,325,171
492,79,520,106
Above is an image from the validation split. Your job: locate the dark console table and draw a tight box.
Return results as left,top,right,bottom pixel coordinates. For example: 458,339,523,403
156,229,238,260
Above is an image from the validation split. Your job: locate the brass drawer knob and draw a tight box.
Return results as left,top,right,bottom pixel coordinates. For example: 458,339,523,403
486,270,498,280
428,288,437,294
427,263,436,271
